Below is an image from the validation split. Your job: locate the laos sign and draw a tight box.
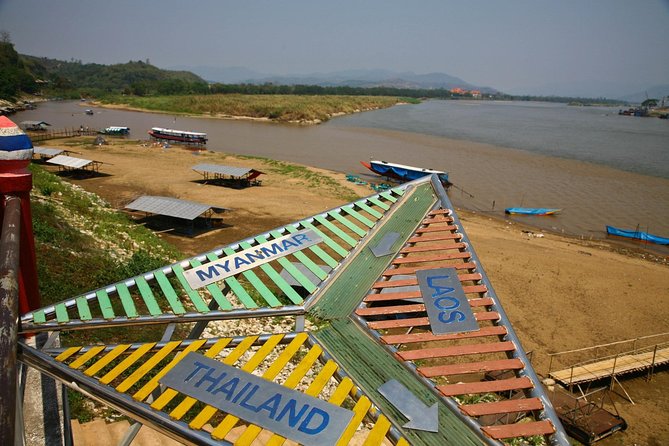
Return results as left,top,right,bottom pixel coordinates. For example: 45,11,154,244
184,229,322,289
160,352,354,446
416,267,479,334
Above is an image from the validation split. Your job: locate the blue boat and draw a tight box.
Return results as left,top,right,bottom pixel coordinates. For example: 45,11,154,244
505,207,561,216
606,226,669,245
361,160,451,187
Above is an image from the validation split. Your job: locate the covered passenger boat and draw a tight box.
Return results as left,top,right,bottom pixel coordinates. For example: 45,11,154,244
100,126,130,136
606,225,669,245
361,160,452,187
148,127,207,145
505,208,561,216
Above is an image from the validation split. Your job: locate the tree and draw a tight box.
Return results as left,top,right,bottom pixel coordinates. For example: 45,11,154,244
641,98,658,109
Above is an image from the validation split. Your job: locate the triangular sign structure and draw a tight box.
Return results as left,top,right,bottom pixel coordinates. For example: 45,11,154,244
20,175,569,445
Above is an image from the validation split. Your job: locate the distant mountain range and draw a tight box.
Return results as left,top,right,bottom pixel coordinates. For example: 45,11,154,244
168,65,499,94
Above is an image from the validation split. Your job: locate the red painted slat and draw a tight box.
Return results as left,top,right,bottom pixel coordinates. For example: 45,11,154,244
421,215,454,224
481,420,555,439
437,377,533,396
416,225,458,233
383,262,477,276
392,252,471,264
408,233,462,243
400,242,466,253
356,304,425,317
461,397,544,416
397,341,516,361
371,272,481,289
381,325,507,345
428,209,451,216
419,358,524,377
366,311,499,330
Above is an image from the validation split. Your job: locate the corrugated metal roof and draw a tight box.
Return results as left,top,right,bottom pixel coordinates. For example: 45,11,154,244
33,147,64,157
47,154,93,169
192,163,255,177
125,195,228,220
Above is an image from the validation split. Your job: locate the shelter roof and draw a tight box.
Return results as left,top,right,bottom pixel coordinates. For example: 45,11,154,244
124,195,229,220
192,163,262,177
33,147,64,157
20,120,50,126
47,154,95,169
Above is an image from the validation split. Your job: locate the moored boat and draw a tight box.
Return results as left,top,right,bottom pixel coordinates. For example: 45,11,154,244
100,126,130,136
605,225,669,245
148,127,207,145
361,160,451,186
505,207,561,216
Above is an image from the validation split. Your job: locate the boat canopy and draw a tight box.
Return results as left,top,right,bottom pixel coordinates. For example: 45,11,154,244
606,225,669,245
505,208,561,216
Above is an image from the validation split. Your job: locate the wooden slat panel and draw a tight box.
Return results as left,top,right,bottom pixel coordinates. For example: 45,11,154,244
284,225,338,269
437,377,533,397
356,303,425,316
69,346,106,369
372,272,480,288
366,311,498,330
391,251,470,264
336,396,372,446
83,344,131,377
171,264,210,313
428,208,451,215
116,341,181,393
302,221,349,257
257,234,317,293
96,290,115,319
481,420,555,439
383,262,477,276
55,303,69,323
397,341,516,361
367,196,391,211
330,210,367,237
362,415,392,445
460,397,544,416
422,215,453,224
379,191,398,203
400,242,466,253
314,215,358,247
100,343,155,384
32,310,46,324
355,200,383,219
238,241,303,305
408,233,462,243
381,325,507,345
153,270,186,315
222,247,281,308
189,258,233,311
416,225,458,233
269,229,328,281
341,205,375,228
115,283,138,318
134,276,162,316
75,296,92,321
419,358,524,378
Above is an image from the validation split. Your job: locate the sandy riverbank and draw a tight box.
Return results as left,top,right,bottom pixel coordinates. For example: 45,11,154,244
37,138,669,445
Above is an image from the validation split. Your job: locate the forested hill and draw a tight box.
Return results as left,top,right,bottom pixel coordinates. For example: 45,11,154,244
0,41,38,99
21,54,208,96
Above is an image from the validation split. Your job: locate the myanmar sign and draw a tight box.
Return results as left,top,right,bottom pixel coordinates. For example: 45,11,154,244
160,352,353,445
184,229,322,289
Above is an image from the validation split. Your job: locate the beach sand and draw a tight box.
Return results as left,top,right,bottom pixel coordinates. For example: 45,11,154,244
38,138,669,445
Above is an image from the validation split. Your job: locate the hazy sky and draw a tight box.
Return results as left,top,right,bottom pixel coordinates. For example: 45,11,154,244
1,0,668,96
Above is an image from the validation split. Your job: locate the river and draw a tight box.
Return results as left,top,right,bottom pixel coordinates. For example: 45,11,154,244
12,100,669,251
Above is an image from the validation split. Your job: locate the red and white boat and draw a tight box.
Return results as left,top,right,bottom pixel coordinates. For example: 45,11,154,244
148,127,207,145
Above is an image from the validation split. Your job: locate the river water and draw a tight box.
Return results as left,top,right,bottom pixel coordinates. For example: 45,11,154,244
13,100,669,250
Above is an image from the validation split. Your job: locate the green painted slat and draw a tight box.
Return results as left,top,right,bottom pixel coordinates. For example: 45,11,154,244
190,258,233,310
301,222,348,258
269,230,328,282
238,241,303,305
32,310,46,324
379,191,398,202
153,270,186,315
341,205,375,228
355,200,383,219
115,283,138,318
55,303,69,323
75,296,92,321
204,253,257,309
315,320,484,446
256,235,316,294
367,196,390,211
314,215,357,247
284,226,338,269
222,247,282,307
392,187,406,195
310,183,437,319
330,210,367,237
172,264,210,313
134,276,162,316
95,290,115,319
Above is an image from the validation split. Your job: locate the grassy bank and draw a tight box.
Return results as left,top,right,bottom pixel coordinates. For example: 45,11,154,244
99,93,417,123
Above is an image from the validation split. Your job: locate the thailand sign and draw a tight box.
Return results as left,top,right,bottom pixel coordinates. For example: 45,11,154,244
160,352,353,446
416,267,479,334
183,229,322,289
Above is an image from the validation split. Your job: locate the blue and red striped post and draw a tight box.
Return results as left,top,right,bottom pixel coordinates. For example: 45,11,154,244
0,116,41,444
